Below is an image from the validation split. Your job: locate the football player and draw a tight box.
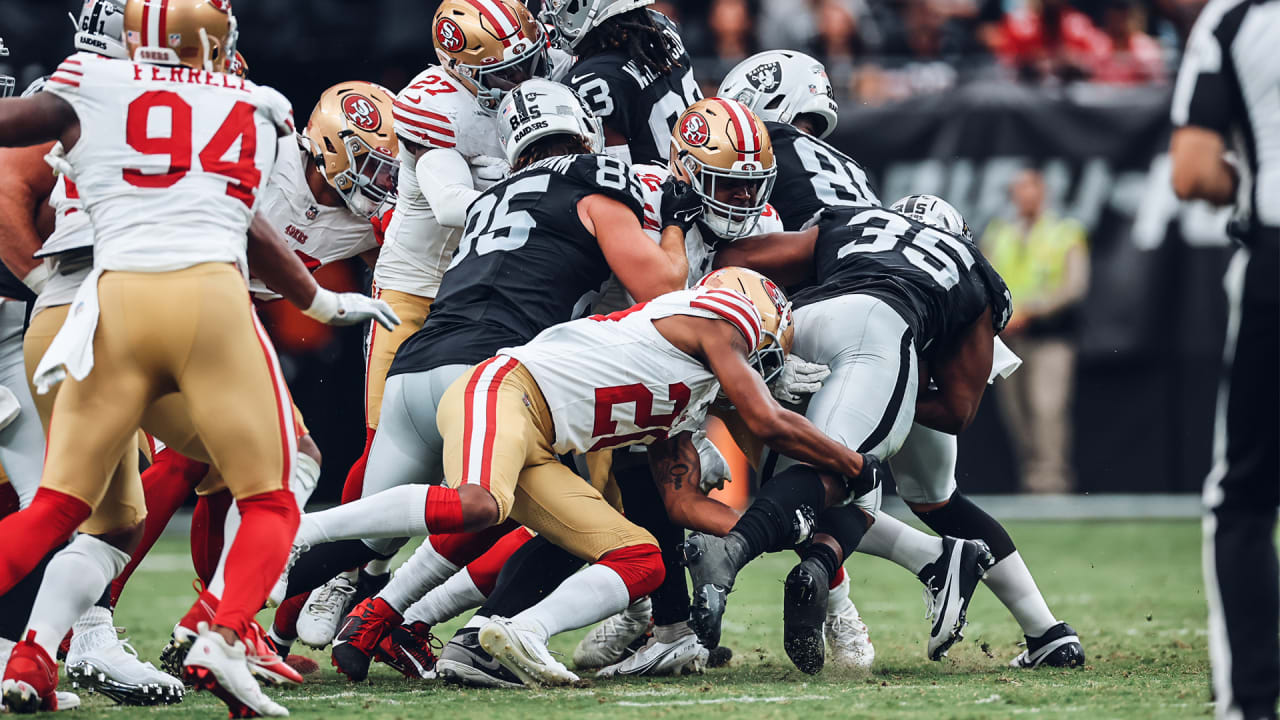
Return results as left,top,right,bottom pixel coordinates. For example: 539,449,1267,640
687,200,1014,667
544,0,702,165
268,79,693,681
0,1,383,715
723,52,1082,670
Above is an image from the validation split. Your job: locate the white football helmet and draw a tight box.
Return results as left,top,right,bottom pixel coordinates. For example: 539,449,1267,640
891,194,972,241
498,79,604,165
71,0,129,59
540,0,652,50
0,38,13,99
718,50,839,140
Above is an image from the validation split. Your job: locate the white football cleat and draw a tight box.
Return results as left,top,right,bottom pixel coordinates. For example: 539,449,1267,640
596,632,708,677
296,575,357,649
478,618,579,687
824,574,874,670
183,624,288,718
572,596,652,670
268,543,309,609
65,620,184,705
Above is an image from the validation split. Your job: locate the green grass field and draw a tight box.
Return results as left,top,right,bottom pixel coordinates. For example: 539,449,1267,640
86,519,1207,719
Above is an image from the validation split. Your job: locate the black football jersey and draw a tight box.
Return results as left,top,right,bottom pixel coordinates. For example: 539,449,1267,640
766,121,880,231
793,206,1012,354
389,153,646,375
565,11,702,167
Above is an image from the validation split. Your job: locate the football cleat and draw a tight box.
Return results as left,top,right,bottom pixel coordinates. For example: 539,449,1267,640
65,622,184,705
160,580,219,679
596,633,708,677
183,624,288,718
707,645,733,668
377,622,441,679
1009,622,1085,669
783,558,829,675
296,575,357,649
1,631,59,713
0,638,79,713
572,596,652,670
478,617,579,687
825,573,874,670
436,627,524,689
267,543,308,609
246,623,304,687
331,597,402,683
682,533,746,650
920,538,995,661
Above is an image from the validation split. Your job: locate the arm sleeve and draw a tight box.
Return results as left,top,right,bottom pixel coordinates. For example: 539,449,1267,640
418,148,479,229
1170,0,1234,131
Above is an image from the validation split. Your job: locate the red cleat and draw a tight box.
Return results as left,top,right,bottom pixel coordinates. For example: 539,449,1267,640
1,631,59,713
161,580,220,678
377,622,441,679
245,623,303,686
330,597,402,682
283,654,319,676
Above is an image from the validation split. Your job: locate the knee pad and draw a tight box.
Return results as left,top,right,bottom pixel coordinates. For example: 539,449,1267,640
598,543,664,602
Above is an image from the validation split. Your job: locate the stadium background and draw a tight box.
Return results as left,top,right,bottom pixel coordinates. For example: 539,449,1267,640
0,0,1227,498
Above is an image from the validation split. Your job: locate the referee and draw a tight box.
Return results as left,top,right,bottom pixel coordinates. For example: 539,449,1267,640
1170,1,1280,718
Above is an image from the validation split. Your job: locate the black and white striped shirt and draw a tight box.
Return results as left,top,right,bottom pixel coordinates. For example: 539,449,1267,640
1172,0,1280,243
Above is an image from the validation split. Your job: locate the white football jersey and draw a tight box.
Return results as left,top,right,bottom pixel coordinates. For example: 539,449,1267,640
39,174,93,257
374,66,506,298
501,286,765,454
248,135,379,298
46,53,293,272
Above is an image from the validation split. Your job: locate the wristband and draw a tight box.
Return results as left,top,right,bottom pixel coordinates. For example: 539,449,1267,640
23,263,50,295
302,286,338,322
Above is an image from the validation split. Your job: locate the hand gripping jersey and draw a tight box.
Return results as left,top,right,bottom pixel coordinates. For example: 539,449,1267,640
766,121,879,231
794,205,1012,354
32,175,95,314
501,286,765,454
376,66,506,298
45,53,293,272
248,136,379,297
565,11,702,166
388,153,646,376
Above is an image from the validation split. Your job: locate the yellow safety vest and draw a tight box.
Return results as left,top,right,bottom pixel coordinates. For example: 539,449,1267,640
981,214,1086,306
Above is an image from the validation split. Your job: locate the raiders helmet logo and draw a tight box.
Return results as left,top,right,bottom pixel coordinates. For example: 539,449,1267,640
679,112,710,147
746,62,782,93
341,94,382,132
436,18,465,53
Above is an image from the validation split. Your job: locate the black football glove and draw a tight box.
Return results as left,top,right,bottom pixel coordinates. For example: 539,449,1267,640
844,453,889,498
660,176,703,233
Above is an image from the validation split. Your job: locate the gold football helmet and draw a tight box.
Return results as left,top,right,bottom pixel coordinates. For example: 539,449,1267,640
302,82,400,218
671,98,777,240
123,0,237,72
697,267,794,383
433,0,549,114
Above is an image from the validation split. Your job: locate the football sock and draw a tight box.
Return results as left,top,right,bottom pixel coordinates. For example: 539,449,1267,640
284,540,381,600
291,451,322,511
270,592,308,641
403,569,486,627
729,465,827,563
28,534,128,659
463,527,534,596
826,574,856,616
799,541,841,582
378,538,460,614
654,620,695,644
294,484,429,547
0,543,63,642
340,427,377,505
214,489,299,640
597,544,665,601
463,613,487,630
207,500,244,598
813,504,871,559
854,511,943,574
514,564,631,641
913,492,1016,560
477,535,584,619
110,450,206,606
982,552,1058,638
829,566,847,591
363,558,392,576
616,462,688,626
0,488,91,596
191,490,232,586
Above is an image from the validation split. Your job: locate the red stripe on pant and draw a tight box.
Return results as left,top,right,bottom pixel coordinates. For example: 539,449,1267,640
461,357,517,491
597,544,665,602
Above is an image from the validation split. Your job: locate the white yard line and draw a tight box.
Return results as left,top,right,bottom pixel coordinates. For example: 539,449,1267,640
612,694,831,707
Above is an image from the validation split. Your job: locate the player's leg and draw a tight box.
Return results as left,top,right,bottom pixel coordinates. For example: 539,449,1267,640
1204,244,1280,720
0,299,45,510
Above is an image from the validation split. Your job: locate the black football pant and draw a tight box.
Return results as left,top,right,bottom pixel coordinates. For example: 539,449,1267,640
1204,240,1280,720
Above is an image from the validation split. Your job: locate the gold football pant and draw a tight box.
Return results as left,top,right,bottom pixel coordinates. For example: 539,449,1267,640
437,356,654,562
35,264,296,535
365,288,432,430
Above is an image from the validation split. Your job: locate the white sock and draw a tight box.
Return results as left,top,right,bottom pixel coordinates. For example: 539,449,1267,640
291,452,321,512
826,574,855,616
295,484,429,547
463,614,488,630
67,605,113,660
982,551,1058,638
207,502,243,598
404,569,486,626
378,540,460,613
27,535,128,658
855,513,943,575
364,558,393,576
513,565,629,641
653,621,693,644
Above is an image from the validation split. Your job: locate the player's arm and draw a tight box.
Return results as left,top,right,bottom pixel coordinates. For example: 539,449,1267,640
581,193,688,301
0,143,58,284
711,227,819,287
914,306,995,434
0,94,78,149
1170,127,1236,204
648,432,742,536
418,147,479,228
1169,11,1237,205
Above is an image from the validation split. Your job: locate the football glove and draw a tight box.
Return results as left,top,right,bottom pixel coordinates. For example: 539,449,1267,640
693,428,731,494
770,354,830,405
660,177,703,233
304,287,401,330
471,155,510,185
844,453,889,499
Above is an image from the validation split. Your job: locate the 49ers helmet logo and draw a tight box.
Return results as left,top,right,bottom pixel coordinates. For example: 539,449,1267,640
760,276,788,316
208,0,232,11
436,18,465,52
679,112,710,147
341,94,382,132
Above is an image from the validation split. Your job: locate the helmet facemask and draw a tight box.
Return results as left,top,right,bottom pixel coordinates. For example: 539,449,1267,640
331,133,399,218
678,150,776,240
0,37,12,99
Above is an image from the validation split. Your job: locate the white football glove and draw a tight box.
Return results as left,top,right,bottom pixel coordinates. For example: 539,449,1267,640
303,287,401,330
693,428,731,494
471,155,510,185
770,354,831,405
43,141,74,179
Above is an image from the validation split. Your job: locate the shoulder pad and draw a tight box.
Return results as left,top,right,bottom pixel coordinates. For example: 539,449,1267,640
48,54,90,92
393,69,464,149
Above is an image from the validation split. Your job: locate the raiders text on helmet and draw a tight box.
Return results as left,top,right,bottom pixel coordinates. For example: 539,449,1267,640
718,50,839,139
670,98,777,240
498,79,603,165
433,0,549,115
123,0,238,73
303,82,401,219
72,0,129,59
697,266,794,384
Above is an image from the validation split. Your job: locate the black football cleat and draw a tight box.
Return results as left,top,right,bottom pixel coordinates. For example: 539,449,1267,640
682,533,744,650
330,598,401,682
783,558,829,675
919,537,995,661
435,627,524,689
1009,622,1085,669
